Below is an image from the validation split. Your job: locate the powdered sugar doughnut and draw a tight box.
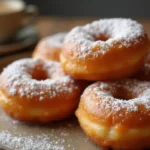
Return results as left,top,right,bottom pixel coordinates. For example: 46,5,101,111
76,79,150,149
33,33,67,61
61,18,149,81
0,58,84,123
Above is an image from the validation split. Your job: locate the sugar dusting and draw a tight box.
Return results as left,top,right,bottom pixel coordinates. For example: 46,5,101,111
0,130,65,150
64,18,146,59
83,79,150,114
46,32,67,48
0,58,79,100
0,109,93,150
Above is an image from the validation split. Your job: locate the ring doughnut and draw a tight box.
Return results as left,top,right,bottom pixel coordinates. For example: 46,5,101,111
61,18,149,81
76,79,150,149
33,32,66,61
0,58,83,123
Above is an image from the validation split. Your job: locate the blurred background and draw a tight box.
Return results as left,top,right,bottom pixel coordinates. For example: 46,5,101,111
25,0,150,18
0,0,150,56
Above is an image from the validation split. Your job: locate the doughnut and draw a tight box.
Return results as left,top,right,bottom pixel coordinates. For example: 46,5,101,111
0,58,83,123
33,32,66,61
60,18,149,81
76,79,150,149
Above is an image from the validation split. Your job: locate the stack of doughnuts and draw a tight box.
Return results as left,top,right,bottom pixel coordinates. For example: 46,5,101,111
0,18,150,150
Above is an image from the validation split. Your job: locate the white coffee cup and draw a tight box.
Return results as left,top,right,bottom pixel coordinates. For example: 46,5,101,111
0,0,38,43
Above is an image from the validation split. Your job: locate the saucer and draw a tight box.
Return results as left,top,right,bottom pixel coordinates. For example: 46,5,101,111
0,25,39,55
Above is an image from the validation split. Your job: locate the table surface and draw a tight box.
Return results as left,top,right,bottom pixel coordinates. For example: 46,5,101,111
36,17,150,37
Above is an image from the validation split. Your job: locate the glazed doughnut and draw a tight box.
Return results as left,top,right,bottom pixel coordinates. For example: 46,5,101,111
33,32,66,61
61,18,149,81
0,58,83,123
76,79,150,150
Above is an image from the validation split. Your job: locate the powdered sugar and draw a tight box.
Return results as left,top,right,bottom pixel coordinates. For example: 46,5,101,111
0,58,79,101
83,79,150,114
0,130,65,150
64,18,146,59
46,32,67,48
0,108,94,150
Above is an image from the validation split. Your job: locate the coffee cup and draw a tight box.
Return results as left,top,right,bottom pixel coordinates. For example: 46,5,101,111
0,0,38,43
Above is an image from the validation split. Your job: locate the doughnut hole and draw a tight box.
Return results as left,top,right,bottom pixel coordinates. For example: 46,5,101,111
92,34,110,52
31,68,49,81
94,34,110,42
27,62,50,81
111,87,137,100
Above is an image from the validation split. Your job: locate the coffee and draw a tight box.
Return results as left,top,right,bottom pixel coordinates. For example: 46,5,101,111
0,1,23,14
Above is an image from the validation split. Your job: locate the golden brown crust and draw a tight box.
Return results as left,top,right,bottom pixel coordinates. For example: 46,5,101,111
0,90,79,123
0,58,85,123
33,33,66,61
61,36,149,81
78,80,150,127
84,128,150,150
76,79,150,149
79,116,150,150
33,41,61,61
61,19,149,81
